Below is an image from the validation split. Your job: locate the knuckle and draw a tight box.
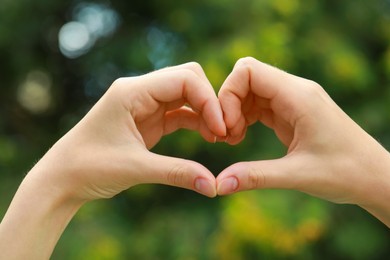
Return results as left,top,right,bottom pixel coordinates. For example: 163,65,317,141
235,56,257,68
112,77,125,85
305,80,324,94
111,77,136,93
112,76,134,87
186,61,203,72
299,79,330,108
110,78,124,92
167,164,186,186
248,167,265,189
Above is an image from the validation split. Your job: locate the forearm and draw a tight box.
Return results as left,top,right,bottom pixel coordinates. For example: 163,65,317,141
0,159,84,259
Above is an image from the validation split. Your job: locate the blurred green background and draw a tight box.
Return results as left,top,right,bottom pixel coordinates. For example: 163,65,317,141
1,0,390,259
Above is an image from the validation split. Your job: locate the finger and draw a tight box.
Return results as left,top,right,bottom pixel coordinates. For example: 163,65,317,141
137,152,217,197
151,62,221,115
225,116,247,145
218,58,297,144
226,57,301,99
216,156,307,195
219,57,327,130
218,78,244,133
139,69,226,137
218,61,252,143
217,74,248,145
218,57,301,141
152,62,211,86
164,107,217,143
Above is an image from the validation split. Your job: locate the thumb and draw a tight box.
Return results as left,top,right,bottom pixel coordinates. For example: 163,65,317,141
138,152,217,197
216,156,306,195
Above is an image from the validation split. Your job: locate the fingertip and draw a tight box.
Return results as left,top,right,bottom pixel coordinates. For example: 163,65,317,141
224,128,246,145
199,121,221,144
212,123,227,138
217,176,239,195
224,136,241,146
216,103,227,137
216,123,227,138
219,94,240,129
194,177,217,198
205,99,227,137
216,136,228,142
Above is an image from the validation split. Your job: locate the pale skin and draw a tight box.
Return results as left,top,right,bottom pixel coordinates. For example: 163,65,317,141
0,62,226,259
1,58,390,259
216,57,390,227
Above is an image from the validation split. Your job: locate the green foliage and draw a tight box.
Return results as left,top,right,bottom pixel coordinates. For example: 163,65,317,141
1,0,390,258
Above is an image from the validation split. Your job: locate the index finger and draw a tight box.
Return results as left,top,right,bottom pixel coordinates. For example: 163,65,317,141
141,68,227,137
151,62,213,89
219,57,331,125
219,58,289,124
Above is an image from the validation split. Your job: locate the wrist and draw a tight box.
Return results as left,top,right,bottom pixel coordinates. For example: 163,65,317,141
0,153,85,259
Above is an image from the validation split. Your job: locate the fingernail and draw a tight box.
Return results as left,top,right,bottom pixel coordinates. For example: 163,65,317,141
213,136,217,143
217,177,238,195
195,178,216,197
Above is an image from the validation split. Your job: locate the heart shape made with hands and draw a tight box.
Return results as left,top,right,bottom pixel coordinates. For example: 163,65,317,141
136,58,301,198
105,57,374,209
66,55,364,209
197,61,292,197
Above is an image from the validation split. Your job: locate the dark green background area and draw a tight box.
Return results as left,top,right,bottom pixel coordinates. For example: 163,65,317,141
1,0,390,259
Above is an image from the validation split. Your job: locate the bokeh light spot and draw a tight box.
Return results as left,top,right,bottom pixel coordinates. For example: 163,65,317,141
17,70,52,114
74,3,120,38
58,21,91,58
58,3,120,59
